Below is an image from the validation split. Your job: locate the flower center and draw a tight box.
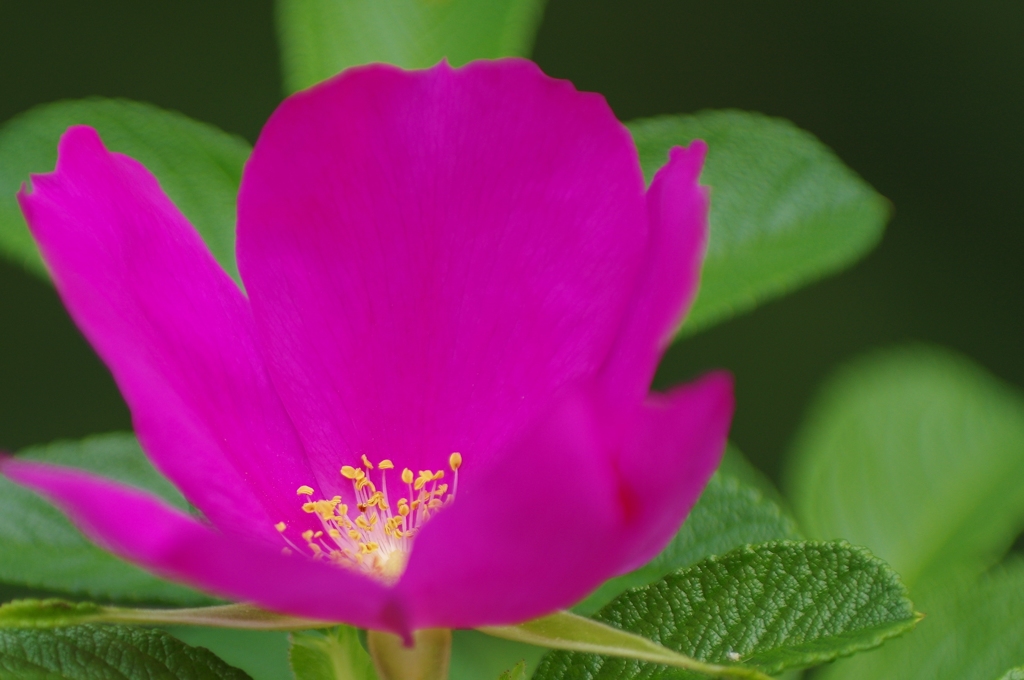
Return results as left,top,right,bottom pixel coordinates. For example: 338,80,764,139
275,452,462,583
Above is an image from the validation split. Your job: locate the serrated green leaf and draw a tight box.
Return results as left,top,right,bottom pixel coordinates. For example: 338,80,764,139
627,110,888,336
290,625,378,680
785,345,1024,589
817,560,1024,680
531,541,918,679
0,624,251,679
575,446,801,616
498,660,527,680
276,0,547,93
0,98,249,281
0,433,213,604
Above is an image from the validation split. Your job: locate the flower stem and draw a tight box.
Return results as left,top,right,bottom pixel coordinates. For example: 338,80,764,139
366,628,451,680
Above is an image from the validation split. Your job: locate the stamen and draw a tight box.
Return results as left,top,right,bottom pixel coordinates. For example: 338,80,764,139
276,452,463,583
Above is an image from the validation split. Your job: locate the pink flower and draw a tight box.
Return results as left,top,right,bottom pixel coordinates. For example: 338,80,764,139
2,59,732,636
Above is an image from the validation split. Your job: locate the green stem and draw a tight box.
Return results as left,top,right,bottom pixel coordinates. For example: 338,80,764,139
367,628,451,680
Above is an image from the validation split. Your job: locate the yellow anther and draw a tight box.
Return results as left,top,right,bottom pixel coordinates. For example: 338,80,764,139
414,471,434,490
285,449,464,580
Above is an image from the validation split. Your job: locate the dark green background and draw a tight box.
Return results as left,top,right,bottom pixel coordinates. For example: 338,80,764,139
1,0,1022,481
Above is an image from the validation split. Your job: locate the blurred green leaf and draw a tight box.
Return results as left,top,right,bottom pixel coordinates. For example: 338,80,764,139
998,669,1024,680
531,541,919,679
0,600,104,628
276,0,547,92
290,625,378,680
0,600,327,631
816,561,1024,680
481,610,771,679
168,628,291,680
498,660,527,680
450,630,545,680
0,98,249,281
0,433,214,605
627,110,889,336
785,345,1024,588
0,624,251,679
575,446,801,616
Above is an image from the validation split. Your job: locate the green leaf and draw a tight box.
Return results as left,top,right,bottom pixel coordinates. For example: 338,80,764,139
816,560,1024,680
290,626,378,680
575,446,801,616
530,541,919,679
168,628,291,680
450,630,546,680
0,432,213,604
498,661,527,680
276,0,547,93
0,624,251,679
0,600,104,628
0,600,327,630
785,345,1024,589
998,669,1024,680
627,110,889,336
0,98,250,281
481,611,771,679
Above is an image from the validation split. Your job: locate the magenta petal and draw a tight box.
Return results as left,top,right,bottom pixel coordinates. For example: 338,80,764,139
17,127,319,540
0,458,402,632
601,142,710,411
236,59,649,485
612,372,734,574
395,374,731,628
393,385,624,629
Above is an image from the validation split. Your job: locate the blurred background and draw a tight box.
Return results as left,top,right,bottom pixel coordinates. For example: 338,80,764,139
1,0,1022,483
